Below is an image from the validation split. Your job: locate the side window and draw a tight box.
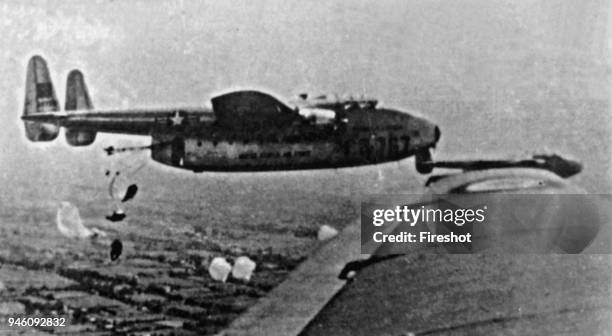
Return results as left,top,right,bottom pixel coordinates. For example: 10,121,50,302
358,138,370,157
239,152,257,159
261,152,280,158
376,137,386,158
376,137,385,151
343,140,352,156
400,136,410,152
389,136,399,156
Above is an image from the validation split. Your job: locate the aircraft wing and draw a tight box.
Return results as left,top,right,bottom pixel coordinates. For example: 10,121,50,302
423,154,583,178
22,107,215,136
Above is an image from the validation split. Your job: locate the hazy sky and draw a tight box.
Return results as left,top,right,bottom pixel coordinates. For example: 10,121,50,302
0,0,610,189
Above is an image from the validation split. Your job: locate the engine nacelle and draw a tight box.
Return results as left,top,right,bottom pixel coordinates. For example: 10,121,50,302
65,129,97,146
24,121,60,142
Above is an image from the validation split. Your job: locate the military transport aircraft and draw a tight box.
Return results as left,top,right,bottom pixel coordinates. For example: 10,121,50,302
21,56,440,173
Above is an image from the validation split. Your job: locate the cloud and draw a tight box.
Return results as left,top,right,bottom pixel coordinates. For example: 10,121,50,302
0,3,125,63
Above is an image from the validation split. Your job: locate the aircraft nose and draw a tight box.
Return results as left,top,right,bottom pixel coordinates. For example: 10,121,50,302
533,154,583,178
424,120,441,148
406,117,441,149
561,159,582,177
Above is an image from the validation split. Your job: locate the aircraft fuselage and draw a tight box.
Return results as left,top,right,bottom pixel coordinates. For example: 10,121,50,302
150,107,440,172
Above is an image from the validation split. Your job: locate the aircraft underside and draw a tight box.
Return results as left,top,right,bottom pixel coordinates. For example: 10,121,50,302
150,134,418,172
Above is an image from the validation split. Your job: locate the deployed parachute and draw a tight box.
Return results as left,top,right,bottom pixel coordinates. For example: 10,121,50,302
105,173,130,222
56,202,93,239
110,239,123,261
121,184,138,202
105,209,127,222
103,142,147,222
108,173,139,202
231,256,257,281
317,225,339,241
104,140,148,202
208,257,232,282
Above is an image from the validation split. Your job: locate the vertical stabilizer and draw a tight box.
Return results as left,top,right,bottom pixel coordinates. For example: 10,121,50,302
65,70,93,110
23,55,60,141
65,70,96,146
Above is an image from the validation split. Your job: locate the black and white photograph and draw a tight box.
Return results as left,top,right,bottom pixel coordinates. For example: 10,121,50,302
0,1,611,335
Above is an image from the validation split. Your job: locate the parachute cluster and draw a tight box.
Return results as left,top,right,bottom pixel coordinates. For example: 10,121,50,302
55,144,148,261
208,256,257,283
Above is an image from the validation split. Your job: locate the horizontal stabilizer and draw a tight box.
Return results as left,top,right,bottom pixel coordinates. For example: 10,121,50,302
21,111,67,122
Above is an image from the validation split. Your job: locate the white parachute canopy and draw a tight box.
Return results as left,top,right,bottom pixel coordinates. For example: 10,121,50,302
108,173,132,201
231,256,257,281
317,225,339,241
208,257,232,282
56,202,93,239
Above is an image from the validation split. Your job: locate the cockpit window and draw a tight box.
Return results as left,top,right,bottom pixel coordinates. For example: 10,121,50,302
298,107,336,124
